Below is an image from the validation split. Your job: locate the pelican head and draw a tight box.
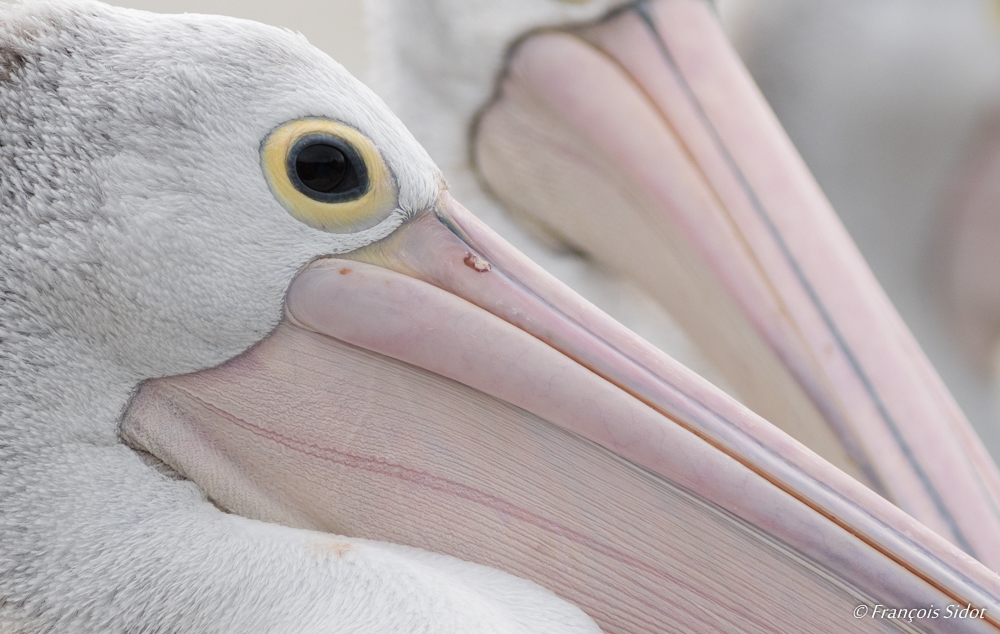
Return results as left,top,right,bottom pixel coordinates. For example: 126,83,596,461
3,2,999,632
0,0,439,395
0,2,601,631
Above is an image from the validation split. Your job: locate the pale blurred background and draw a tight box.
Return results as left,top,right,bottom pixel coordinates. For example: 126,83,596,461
105,0,1000,459
105,0,372,79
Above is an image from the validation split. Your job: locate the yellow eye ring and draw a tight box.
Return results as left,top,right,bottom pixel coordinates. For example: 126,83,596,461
261,118,396,233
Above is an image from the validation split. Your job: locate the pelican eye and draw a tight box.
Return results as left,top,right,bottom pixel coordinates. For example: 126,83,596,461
288,134,367,201
262,118,396,233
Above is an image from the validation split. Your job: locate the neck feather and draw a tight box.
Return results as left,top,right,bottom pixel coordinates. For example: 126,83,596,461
0,325,137,450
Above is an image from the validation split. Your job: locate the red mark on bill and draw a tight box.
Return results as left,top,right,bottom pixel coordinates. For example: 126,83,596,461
464,253,492,273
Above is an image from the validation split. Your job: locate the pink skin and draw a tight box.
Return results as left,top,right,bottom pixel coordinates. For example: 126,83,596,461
478,0,1000,563
124,195,1000,632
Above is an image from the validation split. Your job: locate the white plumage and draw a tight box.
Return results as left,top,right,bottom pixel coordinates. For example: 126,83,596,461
0,2,599,630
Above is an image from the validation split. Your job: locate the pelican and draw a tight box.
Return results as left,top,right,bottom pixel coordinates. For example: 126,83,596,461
0,2,596,630
3,1,1000,632
364,0,1000,566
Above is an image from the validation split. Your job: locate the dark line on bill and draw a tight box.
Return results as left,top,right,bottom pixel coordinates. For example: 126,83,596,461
628,0,976,557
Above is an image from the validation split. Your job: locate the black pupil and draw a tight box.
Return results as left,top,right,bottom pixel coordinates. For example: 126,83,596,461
295,143,350,193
